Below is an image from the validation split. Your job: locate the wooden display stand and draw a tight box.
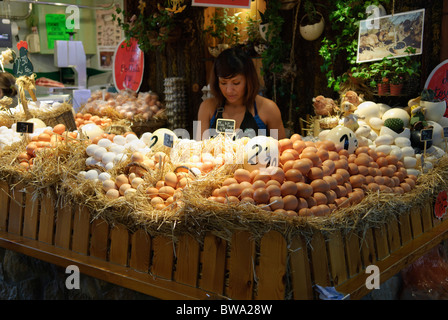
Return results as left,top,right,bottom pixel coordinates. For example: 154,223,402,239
0,180,447,300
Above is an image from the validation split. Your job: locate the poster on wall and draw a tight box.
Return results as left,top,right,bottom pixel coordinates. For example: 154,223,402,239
113,38,144,92
192,0,250,8
96,9,123,70
356,9,424,63
425,59,448,111
45,14,70,49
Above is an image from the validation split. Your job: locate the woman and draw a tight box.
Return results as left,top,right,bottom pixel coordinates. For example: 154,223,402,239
196,47,286,141
0,72,18,107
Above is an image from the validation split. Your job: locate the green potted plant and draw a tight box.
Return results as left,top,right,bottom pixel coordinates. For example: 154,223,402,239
204,8,242,57
113,1,184,52
299,0,326,41
244,14,266,56
389,47,421,96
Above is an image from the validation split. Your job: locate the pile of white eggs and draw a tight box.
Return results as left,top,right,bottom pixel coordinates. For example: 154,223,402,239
0,125,23,149
78,132,154,182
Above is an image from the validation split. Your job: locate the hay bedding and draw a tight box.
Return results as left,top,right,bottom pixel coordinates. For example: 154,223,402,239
0,133,448,243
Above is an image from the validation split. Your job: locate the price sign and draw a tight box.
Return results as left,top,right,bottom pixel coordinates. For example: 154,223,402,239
16,121,34,133
216,118,235,133
435,190,448,219
149,128,177,150
243,136,279,172
113,38,144,92
420,128,433,141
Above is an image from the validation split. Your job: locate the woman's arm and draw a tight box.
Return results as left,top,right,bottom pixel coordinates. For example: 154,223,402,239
257,96,286,140
196,98,216,140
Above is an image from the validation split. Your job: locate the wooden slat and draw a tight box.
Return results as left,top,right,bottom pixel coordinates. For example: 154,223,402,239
327,230,348,285
410,207,423,238
290,235,313,300
151,235,174,279
387,218,401,253
346,231,363,277
255,231,286,300
360,228,376,268
22,187,39,240
89,218,109,260
72,205,91,255
226,231,255,300
198,233,227,296
399,212,413,244
421,202,434,232
174,234,200,287
130,229,151,272
373,224,389,260
38,191,55,245
8,183,24,235
109,224,130,266
0,181,9,231
310,232,330,287
54,203,73,250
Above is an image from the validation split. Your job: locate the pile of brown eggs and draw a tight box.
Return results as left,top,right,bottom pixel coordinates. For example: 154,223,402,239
208,133,417,217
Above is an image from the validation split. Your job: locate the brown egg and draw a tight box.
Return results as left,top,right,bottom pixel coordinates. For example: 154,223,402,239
336,169,350,182
239,181,252,189
308,167,324,180
321,165,332,177
281,181,298,196
370,161,379,169
302,146,318,154
310,205,324,216
334,159,349,170
290,133,302,142
102,179,117,192
322,160,335,175
214,196,226,203
278,138,293,153
391,176,400,187
293,140,306,153
393,187,404,194
328,151,339,161
310,179,330,193
331,173,344,185
300,152,320,166
296,182,313,198
253,188,270,204
297,197,308,210
348,191,363,205
284,149,300,160
283,195,299,211
365,175,374,184
366,183,380,192
317,149,329,162
158,186,175,199
321,140,336,151
150,196,165,207
285,169,303,182
348,154,357,163
118,183,131,196
282,160,295,172
298,208,312,216
223,177,238,186
280,152,295,165
269,167,286,183
217,186,229,197
146,187,159,198
292,159,312,175
400,182,411,192
227,183,243,197
249,169,260,182
334,197,350,208
115,174,130,188
131,151,145,163
404,178,415,188
317,204,331,216
266,179,281,187
338,148,349,158
266,184,282,197
344,182,353,194
225,196,240,204
376,157,388,168
358,165,369,176
106,189,120,199
269,196,284,210
156,180,165,189
380,166,394,177
313,192,328,205
355,146,369,155
306,196,317,208
252,180,266,190
386,155,398,165
240,187,255,199
234,168,252,183
323,176,338,190
354,156,370,167
349,175,366,188
253,172,271,183
164,172,178,188
374,175,385,185
335,185,347,197
241,197,255,204
348,163,359,175
379,185,393,193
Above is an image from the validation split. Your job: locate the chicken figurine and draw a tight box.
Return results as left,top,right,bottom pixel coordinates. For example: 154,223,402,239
340,100,364,132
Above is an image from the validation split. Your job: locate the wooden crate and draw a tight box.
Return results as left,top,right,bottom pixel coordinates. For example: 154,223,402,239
0,180,448,300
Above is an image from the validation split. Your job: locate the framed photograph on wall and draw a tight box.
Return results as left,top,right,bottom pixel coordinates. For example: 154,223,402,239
192,0,250,8
357,9,425,63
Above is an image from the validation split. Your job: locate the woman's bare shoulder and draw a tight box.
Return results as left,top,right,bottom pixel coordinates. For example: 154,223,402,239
256,95,280,113
199,97,219,115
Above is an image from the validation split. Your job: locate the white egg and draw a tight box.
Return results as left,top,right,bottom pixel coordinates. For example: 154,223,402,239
98,172,112,181
84,169,99,180
86,144,99,157
369,117,383,130
97,138,112,149
93,146,108,161
140,132,153,145
105,162,115,171
403,156,417,169
109,145,126,154
113,135,127,146
114,153,128,163
389,147,403,160
406,168,421,176
126,134,139,143
78,171,87,178
375,144,392,155
375,134,394,146
85,156,98,166
401,146,415,158
395,137,411,148
101,152,116,164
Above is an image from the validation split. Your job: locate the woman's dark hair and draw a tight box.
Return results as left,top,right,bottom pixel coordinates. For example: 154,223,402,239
209,46,260,109
0,72,17,98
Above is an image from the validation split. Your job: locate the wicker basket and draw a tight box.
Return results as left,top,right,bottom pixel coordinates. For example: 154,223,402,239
39,110,77,131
